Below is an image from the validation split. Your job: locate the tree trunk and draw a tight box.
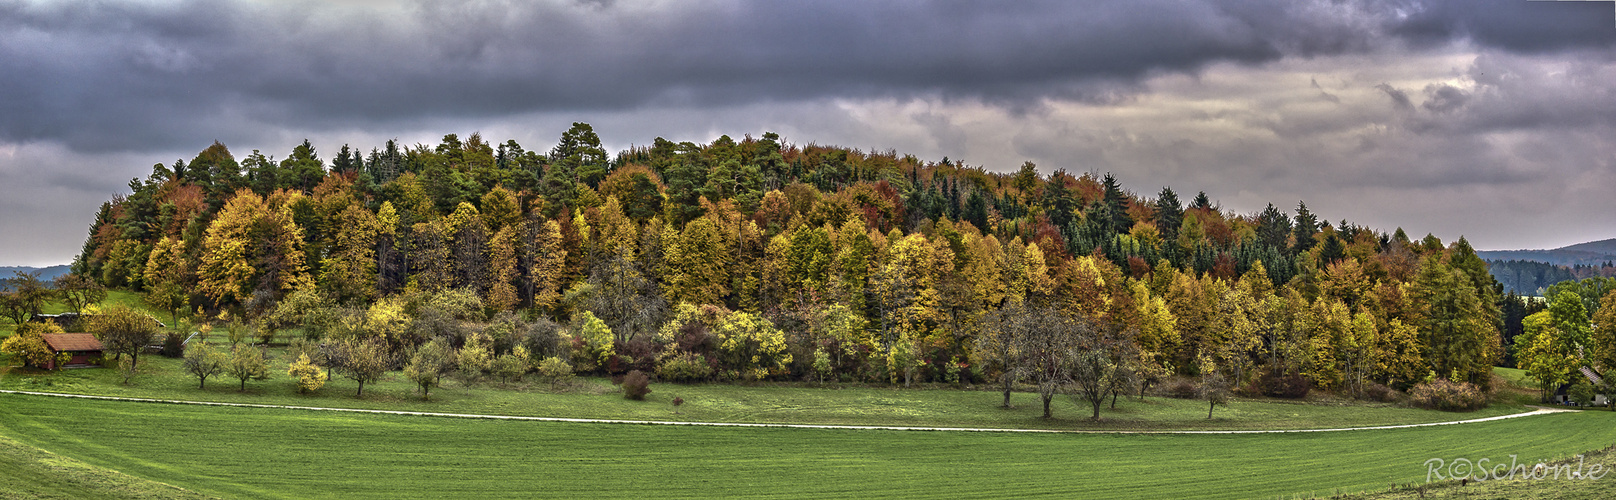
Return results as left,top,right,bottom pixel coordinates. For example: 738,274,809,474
240,378,246,391
1002,381,1013,408
1110,390,1118,409
1042,394,1053,418
1091,398,1101,420
357,380,366,398
1208,401,1215,419
199,377,206,390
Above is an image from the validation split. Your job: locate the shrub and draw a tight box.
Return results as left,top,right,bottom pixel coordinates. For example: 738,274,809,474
492,346,530,383
520,317,567,359
537,356,574,387
657,351,714,382
1568,381,1597,407
1,331,54,368
622,370,652,400
1254,368,1311,399
286,353,328,394
1408,379,1488,412
161,332,187,358
1362,383,1397,403
1169,380,1198,399
619,339,659,373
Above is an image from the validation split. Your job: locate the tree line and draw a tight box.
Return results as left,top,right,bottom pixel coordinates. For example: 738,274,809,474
42,122,1595,416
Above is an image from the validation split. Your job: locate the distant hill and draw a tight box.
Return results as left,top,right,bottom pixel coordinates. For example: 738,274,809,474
1559,238,1616,256
1488,260,1575,296
0,265,72,282
1476,237,1616,267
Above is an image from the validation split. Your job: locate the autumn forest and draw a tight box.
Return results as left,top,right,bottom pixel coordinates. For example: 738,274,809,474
62,122,1571,409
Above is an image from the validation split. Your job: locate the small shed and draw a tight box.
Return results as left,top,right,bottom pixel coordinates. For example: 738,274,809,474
40,333,104,370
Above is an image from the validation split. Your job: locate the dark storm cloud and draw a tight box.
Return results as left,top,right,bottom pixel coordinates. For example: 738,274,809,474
1390,0,1616,52
0,0,1396,153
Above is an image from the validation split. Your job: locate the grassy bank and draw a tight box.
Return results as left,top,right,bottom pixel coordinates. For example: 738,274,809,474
1,344,1533,431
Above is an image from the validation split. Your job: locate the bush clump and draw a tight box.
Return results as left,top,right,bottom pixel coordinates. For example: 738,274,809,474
1408,379,1488,412
1362,383,1397,403
622,370,652,400
160,332,187,358
537,356,574,387
657,351,713,382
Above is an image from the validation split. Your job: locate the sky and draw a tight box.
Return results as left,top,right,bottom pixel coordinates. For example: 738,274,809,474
2,0,1614,267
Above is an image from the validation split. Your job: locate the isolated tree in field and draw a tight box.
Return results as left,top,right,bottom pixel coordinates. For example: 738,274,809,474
1013,305,1086,418
228,344,270,391
13,272,53,319
341,337,392,397
1068,350,1117,420
0,290,28,326
54,273,106,317
1068,323,1141,420
1,272,53,325
1198,355,1231,419
404,338,457,399
184,342,226,389
90,304,160,376
286,353,328,394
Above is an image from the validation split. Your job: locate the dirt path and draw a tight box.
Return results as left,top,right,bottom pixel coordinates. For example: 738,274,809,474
0,389,1575,434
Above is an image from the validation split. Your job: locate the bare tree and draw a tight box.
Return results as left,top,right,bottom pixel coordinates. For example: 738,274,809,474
1067,324,1141,420
1011,305,1085,419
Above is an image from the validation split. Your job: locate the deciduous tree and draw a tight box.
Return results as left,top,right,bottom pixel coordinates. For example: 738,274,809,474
90,304,161,377
227,344,270,391
404,338,456,400
340,337,391,397
184,342,226,389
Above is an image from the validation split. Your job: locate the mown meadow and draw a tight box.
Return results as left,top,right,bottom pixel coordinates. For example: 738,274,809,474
2,393,1613,499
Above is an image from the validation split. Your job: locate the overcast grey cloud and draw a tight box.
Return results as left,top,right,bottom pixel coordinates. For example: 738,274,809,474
1,0,1614,265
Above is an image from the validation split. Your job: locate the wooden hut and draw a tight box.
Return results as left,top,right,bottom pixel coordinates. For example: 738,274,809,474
40,333,104,370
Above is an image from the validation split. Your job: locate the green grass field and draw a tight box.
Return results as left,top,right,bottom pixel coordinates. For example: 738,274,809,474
0,432,211,500
1,393,1612,499
0,347,1532,432
1,290,153,339
1345,444,1616,499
